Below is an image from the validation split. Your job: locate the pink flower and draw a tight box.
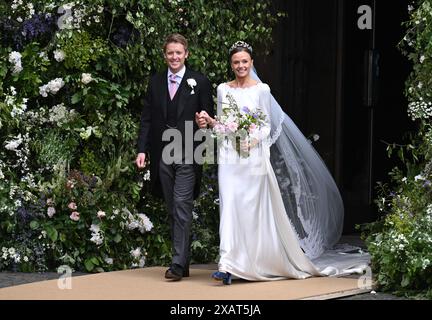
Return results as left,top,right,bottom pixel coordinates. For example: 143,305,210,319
214,123,226,134
70,211,80,221
68,202,77,210
226,122,238,133
248,123,257,134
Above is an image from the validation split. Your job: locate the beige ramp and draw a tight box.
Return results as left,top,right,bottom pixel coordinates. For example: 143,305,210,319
0,267,369,300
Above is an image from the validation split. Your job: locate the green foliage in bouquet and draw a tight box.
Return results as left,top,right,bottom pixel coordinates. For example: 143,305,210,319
0,0,282,272
359,1,432,299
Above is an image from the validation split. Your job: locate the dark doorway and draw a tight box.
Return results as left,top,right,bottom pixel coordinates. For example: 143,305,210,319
255,0,413,233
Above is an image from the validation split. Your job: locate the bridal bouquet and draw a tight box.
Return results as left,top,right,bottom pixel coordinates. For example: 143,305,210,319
212,92,268,158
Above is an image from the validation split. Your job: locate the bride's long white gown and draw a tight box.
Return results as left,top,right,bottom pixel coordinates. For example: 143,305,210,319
216,82,369,281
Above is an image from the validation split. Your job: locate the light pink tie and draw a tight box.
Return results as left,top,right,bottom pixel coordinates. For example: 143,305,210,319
169,74,177,100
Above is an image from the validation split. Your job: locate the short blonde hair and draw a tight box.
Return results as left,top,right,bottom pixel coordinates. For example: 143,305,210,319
163,33,188,53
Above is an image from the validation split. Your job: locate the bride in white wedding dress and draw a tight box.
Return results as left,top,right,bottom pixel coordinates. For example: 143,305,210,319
198,41,370,285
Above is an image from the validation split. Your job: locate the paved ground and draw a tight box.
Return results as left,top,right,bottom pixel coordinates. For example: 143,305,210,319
0,271,87,289
0,235,408,300
337,292,407,300
0,270,406,300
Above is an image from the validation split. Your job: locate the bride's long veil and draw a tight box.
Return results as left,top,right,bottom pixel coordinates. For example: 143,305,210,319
251,68,344,259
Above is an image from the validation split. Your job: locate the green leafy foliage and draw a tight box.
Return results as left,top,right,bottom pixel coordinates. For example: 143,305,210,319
359,1,432,299
0,0,281,272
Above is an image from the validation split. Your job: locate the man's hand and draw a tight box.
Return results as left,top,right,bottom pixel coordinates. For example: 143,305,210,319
136,153,146,169
195,111,215,129
195,112,208,129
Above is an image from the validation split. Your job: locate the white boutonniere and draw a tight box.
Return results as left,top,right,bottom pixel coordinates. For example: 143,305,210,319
187,78,197,94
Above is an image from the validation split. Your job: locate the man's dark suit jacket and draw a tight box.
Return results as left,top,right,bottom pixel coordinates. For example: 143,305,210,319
137,67,214,199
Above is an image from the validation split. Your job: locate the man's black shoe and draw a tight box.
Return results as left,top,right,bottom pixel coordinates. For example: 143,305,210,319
165,264,183,281
183,266,189,277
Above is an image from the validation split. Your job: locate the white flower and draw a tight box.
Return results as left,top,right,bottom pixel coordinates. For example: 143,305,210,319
8,51,23,74
401,177,407,183
39,51,49,61
14,254,21,263
139,257,145,268
81,73,93,85
8,248,15,255
90,224,104,246
137,213,153,232
9,51,21,64
130,247,141,258
97,210,106,218
39,78,65,97
90,234,103,246
49,78,65,94
49,103,67,124
415,174,425,181
47,206,56,218
53,49,66,62
90,224,101,233
420,55,425,63
127,221,139,230
23,256,29,262
5,135,23,151
187,78,197,94
423,259,430,270
39,84,49,97
143,170,150,181
62,2,75,10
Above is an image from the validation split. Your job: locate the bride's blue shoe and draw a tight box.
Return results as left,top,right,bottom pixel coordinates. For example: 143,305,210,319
212,271,232,285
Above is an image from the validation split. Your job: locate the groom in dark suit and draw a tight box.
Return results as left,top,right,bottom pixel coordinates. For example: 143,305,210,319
136,34,214,281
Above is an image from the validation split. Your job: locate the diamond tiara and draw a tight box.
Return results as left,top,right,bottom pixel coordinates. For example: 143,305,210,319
229,41,253,54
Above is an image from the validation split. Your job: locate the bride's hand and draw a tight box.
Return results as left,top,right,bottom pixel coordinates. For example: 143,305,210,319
240,137,259,152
